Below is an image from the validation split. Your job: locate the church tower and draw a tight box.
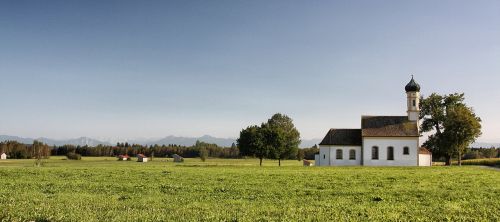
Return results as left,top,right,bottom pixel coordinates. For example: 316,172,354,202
405,76,420,121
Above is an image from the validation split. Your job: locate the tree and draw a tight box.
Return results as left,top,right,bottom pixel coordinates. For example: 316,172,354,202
228,142,240,158
420,93,482,165
33,140,50,166
301,145,319,160
237,125,267,166
297,149,305,161
262,113,301,166
199,147,208,162
482,148,498,158
442,105,482,165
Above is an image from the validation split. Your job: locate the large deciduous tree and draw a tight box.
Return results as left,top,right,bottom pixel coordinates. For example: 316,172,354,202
420,93,481,165
237,125,267,166
262,113,301,166
443,105,482,165
237,113,301,166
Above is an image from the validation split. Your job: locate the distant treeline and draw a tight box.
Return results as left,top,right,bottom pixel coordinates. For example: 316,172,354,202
298,145,319,160
52,140,241,158
1,140,319,160
462,147,499,160
0,140,51,159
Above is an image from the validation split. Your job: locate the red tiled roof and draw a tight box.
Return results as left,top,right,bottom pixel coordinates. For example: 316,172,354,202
419,147,431,154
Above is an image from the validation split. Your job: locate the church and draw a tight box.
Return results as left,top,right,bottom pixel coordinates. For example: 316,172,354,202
315,77,432,166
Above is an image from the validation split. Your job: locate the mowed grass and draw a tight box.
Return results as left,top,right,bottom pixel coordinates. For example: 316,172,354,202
0,157,499,221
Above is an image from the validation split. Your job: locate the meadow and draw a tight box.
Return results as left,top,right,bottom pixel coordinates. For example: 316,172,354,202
0,157,499,221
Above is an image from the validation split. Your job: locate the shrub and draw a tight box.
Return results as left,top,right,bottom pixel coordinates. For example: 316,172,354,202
199,148,208,162
66,152,81,160
463,150,483,160
455,158,500,166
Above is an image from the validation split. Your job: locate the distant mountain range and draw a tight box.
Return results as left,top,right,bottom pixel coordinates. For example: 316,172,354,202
0,135,322,148
471,142,500,148
0,135,112,146
1,135,494,148
135,135,237,147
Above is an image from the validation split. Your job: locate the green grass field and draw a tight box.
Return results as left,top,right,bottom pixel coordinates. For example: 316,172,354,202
0,157,499,221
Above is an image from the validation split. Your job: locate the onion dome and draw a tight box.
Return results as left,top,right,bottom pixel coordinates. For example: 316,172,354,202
405,75,420,92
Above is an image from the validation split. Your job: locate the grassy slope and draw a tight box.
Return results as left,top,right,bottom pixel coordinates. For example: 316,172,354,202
0,157,499,221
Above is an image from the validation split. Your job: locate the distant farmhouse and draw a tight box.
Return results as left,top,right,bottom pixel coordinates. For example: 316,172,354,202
316,77,432,166
137,154,148,162
118,154,130,161
1,152,6,160
303,159,313,166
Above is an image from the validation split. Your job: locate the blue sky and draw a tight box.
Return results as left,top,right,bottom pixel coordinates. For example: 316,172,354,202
0,0,499,141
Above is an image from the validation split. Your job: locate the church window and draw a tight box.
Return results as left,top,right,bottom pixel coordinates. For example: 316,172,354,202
403,147,409,155
412,99,416,107
349,149,356,160
336,149,343,159
387,146,394,160
323,154,326,159
372,146,379,160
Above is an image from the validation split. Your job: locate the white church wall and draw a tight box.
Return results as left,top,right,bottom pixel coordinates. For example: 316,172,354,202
408,112,419,122
318,145,362,166
418,154,432,166
318,146,331,166
329,146,362,166
362,137,418,166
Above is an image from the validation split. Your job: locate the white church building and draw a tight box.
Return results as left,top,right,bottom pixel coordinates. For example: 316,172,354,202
315,77,432,166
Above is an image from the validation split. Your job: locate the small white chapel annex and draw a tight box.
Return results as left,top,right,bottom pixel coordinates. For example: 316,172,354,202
315,76,432,166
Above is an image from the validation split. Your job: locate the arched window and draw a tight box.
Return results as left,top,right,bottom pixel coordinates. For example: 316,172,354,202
349,149,356,160
372,146,379,160
387,146,394,160
412,99,416,107
323,154,326,159
403,147,409,155
336,149,343,160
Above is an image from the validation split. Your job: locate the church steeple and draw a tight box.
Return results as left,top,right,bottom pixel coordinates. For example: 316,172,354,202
405,75,420,121
405,75,421,92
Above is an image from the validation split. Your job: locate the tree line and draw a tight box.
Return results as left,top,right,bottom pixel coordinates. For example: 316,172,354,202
0,140,50,159
462,147,499,160
1,137,320,162
51,141,240,159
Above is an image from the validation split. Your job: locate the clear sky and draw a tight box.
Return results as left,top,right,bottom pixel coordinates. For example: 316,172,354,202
0,0,499,142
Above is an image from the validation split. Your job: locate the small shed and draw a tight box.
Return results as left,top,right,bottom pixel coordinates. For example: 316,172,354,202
418,147,432,166
1,153,6,160
118,154,130,161
303,159,313,166
137,154,148,162
172,154,184,162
